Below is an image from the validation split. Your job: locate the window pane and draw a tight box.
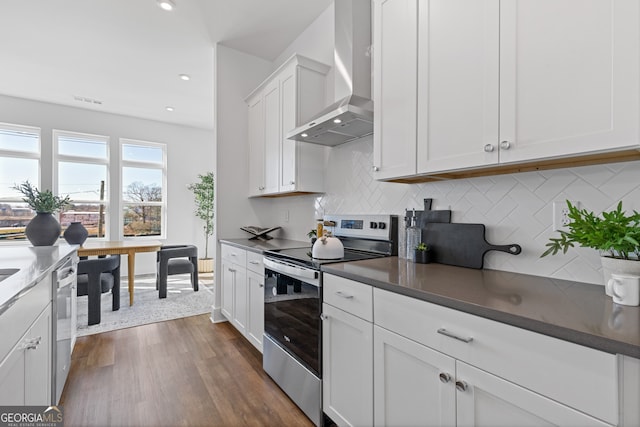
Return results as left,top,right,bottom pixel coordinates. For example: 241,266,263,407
0,157,39,199
123,205,161,237
122,144,163,164
122,167,163,202
0,128,39,153
58,136,107,159
0,202,33,241
60,203,106,238
58,162,107,201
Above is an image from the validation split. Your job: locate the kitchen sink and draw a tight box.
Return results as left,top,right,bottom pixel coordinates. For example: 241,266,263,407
0,268,19,282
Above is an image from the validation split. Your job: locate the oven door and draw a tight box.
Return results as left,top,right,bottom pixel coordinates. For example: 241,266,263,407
263,257,321,377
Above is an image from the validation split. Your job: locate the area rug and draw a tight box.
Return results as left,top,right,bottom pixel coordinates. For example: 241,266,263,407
76,273,214,336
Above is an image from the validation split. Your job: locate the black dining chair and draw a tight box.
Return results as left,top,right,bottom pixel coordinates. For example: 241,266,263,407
77,255,121,325
156,245,199,298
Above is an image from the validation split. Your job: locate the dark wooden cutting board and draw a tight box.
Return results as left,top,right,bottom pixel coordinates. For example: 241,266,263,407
422,223,521,269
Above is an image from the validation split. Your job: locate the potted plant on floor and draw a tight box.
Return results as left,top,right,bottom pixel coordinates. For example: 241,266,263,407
188,172,215,273
541,201,640,289
13,180,71,246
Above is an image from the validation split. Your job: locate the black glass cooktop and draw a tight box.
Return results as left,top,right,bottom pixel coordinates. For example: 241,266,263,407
265,246,385,269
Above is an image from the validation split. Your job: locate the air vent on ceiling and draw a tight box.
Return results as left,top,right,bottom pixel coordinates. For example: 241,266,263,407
73,95,103,105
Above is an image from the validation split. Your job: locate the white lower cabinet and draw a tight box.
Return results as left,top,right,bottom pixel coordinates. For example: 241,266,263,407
374,325,455,426
246,269,264,352
455,361,612,427
322,303,373,427
220,244,264,352
0,303,51,405
322,273,630,427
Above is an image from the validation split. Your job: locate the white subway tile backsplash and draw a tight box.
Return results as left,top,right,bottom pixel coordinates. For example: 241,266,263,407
318,137,640,285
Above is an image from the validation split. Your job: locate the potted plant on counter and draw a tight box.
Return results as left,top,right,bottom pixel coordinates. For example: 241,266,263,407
13,181,71,246
188,172,215,273
541,201,640,289
414,242,432,264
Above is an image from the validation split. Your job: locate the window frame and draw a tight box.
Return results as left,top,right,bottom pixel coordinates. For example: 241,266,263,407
119,138,167,240
52,129,110,240
0,122,41,245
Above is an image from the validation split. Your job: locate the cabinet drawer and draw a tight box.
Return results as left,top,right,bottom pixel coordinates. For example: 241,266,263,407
221,245,247,266
0,276,50,363
323,274,373,322
246,251,264,274
374,288,618,425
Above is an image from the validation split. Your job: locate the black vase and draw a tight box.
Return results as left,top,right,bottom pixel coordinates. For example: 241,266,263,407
415,249,432,264
63,221,89,245
25,212,61,246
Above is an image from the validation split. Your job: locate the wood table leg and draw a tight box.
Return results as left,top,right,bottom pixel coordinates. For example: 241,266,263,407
128,251,135,305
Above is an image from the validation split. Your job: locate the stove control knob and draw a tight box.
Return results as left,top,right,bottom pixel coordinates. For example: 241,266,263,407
378,222,386,229
370,222,378,229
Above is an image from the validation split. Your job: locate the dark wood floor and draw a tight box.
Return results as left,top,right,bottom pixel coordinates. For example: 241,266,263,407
60,314,314,427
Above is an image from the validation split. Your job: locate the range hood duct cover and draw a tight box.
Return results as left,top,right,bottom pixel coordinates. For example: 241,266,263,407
287,0,373,146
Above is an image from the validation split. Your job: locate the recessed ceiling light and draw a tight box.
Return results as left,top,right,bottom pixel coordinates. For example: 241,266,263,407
301,133,308,138
157,0,176,11
333,118,342,124
166,106,174,112
179,74,190,81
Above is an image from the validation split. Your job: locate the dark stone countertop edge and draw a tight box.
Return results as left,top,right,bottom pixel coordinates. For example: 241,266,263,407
321,266,640,359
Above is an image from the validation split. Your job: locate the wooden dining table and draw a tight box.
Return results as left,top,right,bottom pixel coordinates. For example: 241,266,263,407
77,240,162,306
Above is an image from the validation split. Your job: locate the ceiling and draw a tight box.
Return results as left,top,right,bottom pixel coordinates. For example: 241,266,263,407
0,0,332,130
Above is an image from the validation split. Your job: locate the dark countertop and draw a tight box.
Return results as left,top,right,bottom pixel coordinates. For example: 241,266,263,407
219,238,309,254
321,257,640,358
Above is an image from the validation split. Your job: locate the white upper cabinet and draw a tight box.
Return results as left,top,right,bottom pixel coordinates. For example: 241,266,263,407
246,54,330,197
416,0,500,173
374,0,640,180
372,0,418,181
497,0,640,165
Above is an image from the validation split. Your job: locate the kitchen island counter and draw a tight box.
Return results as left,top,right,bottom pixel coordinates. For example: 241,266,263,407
0,244,77,314
321,257,640,358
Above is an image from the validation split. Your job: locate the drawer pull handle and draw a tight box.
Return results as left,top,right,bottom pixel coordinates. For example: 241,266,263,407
249,261,259,265
455,380,468,392
438,373,452,383
437,328,473,343
24,336,42,350
229,268,236,273
335,291,354,299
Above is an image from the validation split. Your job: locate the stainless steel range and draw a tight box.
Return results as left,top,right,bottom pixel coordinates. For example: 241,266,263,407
262,214,398,426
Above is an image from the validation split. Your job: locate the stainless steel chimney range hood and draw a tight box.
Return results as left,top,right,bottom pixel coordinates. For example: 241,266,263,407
287,0,373,147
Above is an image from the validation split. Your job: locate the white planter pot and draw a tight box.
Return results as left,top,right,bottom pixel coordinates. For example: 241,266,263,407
198,258,214,273
600,256,640,296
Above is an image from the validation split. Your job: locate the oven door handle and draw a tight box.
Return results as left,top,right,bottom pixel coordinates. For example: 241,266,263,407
263,257,318,281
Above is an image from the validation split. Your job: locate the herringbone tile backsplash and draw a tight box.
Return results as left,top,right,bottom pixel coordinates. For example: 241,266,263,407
316,137,640,285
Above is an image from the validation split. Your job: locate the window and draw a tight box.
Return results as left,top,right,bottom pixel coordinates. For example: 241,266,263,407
0,123,40,242
121,139,166,238
54,130,109,238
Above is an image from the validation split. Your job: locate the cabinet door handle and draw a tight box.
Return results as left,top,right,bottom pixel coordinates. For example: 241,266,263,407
23,336,42,350
483,144,495,152
320,313,329,320
258,186,265,191
372,165,379,171
500,140,511,150
259,284,264,288
437,328,473,343
455,380,468,392
335,291,354,299
228,268,236,273
289,180,295,185
438,372,452,383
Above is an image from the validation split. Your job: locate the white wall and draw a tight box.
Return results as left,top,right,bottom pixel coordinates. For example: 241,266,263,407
0,94,215,275
212,44,272,320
